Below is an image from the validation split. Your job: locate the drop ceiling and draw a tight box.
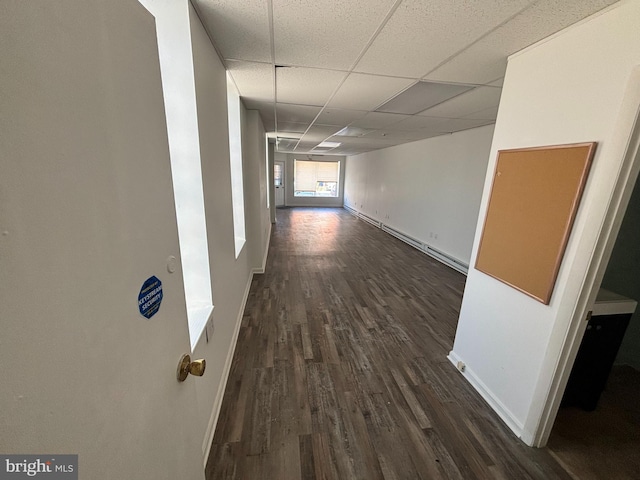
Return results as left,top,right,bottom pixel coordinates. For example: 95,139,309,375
192,0,618,156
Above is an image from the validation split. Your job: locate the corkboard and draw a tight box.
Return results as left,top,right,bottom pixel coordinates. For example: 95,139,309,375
475,142,596,304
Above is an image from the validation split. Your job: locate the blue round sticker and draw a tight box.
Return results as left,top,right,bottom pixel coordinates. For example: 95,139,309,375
138,276,163,319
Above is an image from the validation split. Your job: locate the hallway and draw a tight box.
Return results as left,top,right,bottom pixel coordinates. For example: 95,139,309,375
206,208,571,479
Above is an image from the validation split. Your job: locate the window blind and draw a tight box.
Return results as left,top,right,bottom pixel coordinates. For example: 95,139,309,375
294,160,340,196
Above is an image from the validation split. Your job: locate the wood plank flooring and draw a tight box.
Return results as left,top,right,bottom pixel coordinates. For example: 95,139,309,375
206,207,572,480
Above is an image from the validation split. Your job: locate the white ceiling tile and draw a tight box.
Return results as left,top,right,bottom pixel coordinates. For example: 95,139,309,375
227,60,273,102
272,0,397,70
197,0,617,153
193,0,271,62
334,126,376,137
463,105,499,120
276,104,321,124
327,73,415,110
276,122,309,133
384,116,449,130
328,135,405,149
315,108,367,126
292,141,320,152
377,81,474,114
439,118,495,132
418,86,502,118
378,116,492,134
276,67,346,106
300,125,343,143
424,54,508,86
348,112,410,129
354,0,534,77
293,141,316,148
275,132,303,139
425,0,619,84
366,129,446,141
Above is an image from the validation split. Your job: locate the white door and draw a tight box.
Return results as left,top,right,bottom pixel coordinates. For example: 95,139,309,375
275,161,285,206
0,3,204,479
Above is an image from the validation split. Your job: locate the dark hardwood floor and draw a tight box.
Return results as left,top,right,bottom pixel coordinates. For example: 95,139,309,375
206,207,573,479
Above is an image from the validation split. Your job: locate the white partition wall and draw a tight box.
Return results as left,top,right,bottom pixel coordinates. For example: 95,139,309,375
451,0,640,446
344,125,494,267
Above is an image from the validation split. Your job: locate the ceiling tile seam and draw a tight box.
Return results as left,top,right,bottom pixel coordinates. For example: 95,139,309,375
267,62,354,75
291,0,404,153
226,59,273,66
458,100,503,118
276,100,325,108
369,80,420,112
291,71,351,151
507,1,621,63
276,102,368,112
415,86,502,116
420,0,540,79
346,0,405,72
263,63,420,82
369,79,503,114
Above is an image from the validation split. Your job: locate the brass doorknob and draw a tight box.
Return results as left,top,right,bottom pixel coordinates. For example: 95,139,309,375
177,354,206,382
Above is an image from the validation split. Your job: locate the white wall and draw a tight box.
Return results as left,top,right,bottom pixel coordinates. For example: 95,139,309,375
189,4,271,462
344,125,494,266
242,108,272,272
450,0,640,445
277,153,346,208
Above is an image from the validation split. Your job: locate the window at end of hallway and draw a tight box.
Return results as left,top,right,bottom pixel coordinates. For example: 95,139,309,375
294,159,340,197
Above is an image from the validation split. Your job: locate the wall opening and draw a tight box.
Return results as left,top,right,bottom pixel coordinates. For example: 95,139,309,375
227,72,246,258
139,0,214,349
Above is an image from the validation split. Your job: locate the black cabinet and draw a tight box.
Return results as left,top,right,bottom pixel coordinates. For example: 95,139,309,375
562,312,632,410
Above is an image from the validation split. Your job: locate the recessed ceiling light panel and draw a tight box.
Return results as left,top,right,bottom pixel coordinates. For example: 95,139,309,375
334,126,374,137
376,81,474,115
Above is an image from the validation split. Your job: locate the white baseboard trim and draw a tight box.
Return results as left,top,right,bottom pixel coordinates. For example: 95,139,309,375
343,205,358,216
447,351,525,440
202,225,273,464
258,222,272,274
202,270,255,467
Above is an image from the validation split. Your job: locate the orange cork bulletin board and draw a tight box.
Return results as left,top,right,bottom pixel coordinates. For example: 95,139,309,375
475,142,597,304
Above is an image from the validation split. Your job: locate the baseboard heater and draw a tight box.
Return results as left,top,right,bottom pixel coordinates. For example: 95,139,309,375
424,245,468,275
358,212,382,228
344,206,468,275
344,205,359,217
381,224,422,250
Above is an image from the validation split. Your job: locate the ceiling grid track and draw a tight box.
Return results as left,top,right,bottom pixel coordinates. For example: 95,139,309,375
293,0,405,153
421,0,540,79
193,0,620,155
